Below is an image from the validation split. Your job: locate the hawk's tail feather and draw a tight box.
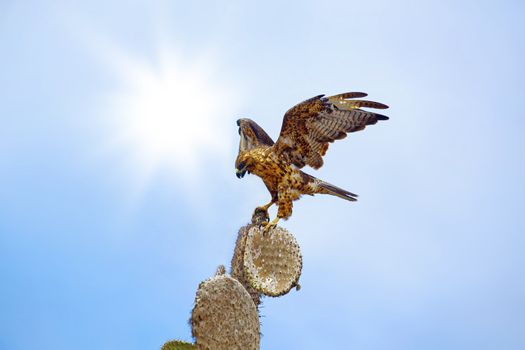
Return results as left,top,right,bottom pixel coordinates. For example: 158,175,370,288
317,179,358,202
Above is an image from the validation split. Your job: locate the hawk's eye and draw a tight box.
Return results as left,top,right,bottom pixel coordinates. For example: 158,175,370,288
236,119,241,126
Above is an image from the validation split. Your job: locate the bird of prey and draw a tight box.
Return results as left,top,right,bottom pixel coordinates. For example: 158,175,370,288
235,92,388,231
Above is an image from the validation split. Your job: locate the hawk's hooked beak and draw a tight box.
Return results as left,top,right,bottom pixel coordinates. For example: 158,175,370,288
236,167,246,179
236,161,247,179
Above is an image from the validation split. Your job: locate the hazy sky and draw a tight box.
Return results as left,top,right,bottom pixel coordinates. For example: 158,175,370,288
1,1,524,349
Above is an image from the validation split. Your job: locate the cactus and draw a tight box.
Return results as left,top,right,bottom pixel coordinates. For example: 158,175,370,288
190,268,260,350
243,225,302,297
231,224,262,307
161,340,196,350
163,211,302,350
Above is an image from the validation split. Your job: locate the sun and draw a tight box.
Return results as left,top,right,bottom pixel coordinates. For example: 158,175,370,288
101,46,238,188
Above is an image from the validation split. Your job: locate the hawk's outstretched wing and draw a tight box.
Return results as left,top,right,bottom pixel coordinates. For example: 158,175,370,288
273,92,389,169
237,118,274,152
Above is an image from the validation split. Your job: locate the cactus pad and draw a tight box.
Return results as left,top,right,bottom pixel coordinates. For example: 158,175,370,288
161,340,196,350
191,274,260,350
243,225,302,297
231,225,262,307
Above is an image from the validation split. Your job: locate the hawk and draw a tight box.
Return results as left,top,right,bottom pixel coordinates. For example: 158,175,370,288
235,92,388,230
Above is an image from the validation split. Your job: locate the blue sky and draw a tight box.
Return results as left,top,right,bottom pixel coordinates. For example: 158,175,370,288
1,1,524,349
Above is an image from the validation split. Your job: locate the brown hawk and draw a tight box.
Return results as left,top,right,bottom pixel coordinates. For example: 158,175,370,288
235,92,388,230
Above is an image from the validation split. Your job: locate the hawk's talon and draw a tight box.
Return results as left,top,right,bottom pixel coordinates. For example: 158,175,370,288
261,217,280,234
251,207,270,225
251,201,275,225
254,207,270,220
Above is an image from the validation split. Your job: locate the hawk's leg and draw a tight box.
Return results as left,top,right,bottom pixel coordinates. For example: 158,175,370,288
259,200,275,212
261,195,293,233
277,196,293,221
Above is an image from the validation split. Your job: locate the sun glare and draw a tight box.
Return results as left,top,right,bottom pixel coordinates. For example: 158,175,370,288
103,47,237,188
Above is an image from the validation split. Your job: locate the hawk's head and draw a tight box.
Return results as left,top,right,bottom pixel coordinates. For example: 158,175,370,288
235,118,274,179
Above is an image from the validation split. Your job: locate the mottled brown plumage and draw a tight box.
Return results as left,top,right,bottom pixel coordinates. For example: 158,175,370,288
235,92,388,230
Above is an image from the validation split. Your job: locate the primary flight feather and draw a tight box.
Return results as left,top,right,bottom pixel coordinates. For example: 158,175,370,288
235,92,389,230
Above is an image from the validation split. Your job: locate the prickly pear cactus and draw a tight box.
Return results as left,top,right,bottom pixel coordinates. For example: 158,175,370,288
161,340,196,350
191,267,260,350
243,225,302,297
231,224,262,307
164,211,302,350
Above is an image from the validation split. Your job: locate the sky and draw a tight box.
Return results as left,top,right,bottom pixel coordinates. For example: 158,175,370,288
1,0,524,349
